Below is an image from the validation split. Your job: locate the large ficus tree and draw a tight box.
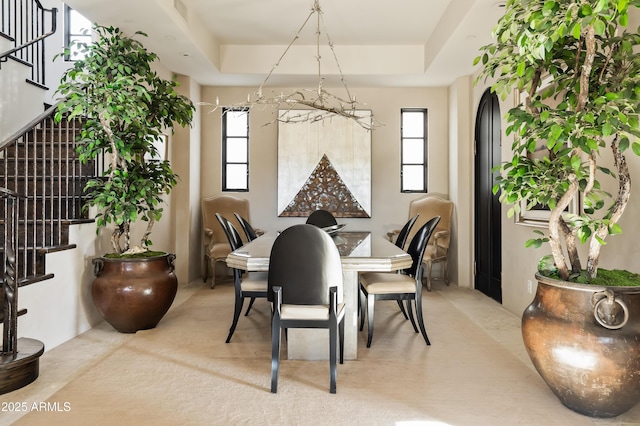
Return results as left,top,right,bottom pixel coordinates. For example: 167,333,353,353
476,0,640,281
55,25,194,254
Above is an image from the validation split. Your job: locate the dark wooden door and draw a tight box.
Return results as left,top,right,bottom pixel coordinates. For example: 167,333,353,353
474,89,502,303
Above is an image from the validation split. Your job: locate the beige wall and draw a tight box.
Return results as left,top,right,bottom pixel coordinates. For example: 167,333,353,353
200,86,450,247
448,76,475,289
170,75,202,283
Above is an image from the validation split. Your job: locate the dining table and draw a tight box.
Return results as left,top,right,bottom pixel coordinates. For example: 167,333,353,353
226,230,412,360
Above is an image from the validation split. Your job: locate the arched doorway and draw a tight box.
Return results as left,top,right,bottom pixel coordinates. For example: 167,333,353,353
474,89,502,303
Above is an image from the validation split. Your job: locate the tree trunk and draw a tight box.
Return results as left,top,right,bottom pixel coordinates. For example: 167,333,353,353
548,173,579,280
587,138,631,278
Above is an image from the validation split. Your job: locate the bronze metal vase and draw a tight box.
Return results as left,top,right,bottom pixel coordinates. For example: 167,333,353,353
522,273,640,418
91,253,178,333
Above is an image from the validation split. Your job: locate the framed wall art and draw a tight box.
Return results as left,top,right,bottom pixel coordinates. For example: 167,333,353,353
277,109,372,218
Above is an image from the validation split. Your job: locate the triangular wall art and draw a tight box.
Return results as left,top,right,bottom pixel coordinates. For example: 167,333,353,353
280,154,369,217
277,110,372,218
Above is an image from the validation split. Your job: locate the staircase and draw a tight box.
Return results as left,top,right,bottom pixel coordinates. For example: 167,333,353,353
0,0,98,394
0,106,97,283
0,105,98,394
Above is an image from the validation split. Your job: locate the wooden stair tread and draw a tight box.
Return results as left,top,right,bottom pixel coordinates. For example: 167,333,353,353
18,274,55,286
39,244,77,254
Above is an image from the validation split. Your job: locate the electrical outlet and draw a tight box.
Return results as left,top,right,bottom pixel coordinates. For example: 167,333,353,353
527,280,533,294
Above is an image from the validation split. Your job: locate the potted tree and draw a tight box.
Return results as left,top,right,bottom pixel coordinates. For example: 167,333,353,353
476,0,640,418
55,25,195,333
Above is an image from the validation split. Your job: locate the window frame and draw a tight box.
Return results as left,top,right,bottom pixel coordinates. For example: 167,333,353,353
222,108,250,192
63,5,92,61
400,108,428,193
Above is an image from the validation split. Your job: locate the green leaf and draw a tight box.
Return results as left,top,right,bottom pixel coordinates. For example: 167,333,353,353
525,238,543,248
577,226,592,244
620,137,630,152
571,155,581,171
572,22,582,39
593,19,606,36
581,4,593,16
619,13,628,26
632,142,640,156
610,223,623,235
618,0,630,13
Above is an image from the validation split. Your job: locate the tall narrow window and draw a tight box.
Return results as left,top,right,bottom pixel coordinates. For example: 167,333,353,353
400,108,428,192
64,5,92,61
222,108,249,191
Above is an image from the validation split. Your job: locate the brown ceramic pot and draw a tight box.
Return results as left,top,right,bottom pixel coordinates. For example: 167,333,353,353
92,253,178,333
522,273,640,418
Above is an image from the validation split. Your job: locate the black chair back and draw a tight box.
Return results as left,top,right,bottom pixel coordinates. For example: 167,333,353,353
306,209,338,228
234,212,258,241
395,214,419,249
215,213,243,251
404,216,441,278
268,224,343,304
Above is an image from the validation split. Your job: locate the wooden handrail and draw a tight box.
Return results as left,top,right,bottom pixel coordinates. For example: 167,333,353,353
0,24,57,61
0,187,25,199
0,102,60,150
0,105,100,281
0,0,58,86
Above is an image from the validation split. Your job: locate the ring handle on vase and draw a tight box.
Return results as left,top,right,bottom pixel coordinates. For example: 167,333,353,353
167,253,177,272
92,258,104,277
591,289,629,330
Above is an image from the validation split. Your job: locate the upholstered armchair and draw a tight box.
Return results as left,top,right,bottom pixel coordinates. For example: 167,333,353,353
410,195,454,290
390,194,454,291
201,195,250,288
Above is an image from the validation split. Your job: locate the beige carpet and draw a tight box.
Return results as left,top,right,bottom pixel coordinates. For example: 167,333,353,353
5,280,640,425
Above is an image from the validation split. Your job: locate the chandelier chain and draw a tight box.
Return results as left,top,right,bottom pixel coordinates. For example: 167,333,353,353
206,0,376,130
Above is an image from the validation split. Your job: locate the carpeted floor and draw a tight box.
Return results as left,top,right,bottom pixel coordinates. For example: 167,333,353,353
3,279,640,425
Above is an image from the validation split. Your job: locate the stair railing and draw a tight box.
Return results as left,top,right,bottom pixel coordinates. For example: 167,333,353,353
0,0,58,87
1,102,102,281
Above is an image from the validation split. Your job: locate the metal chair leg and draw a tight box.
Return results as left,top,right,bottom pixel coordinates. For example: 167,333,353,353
225,290,244,343
396,300,409,319
329,319,337,394
406,299,418,333
271,321,281,393
415,296,431,346
366,296,375,348
244,297,256,316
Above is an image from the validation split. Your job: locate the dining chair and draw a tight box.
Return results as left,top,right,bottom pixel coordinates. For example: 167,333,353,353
395,214,419,250
233,212,259,241
201,195,250,288
268,224,345,393
360,214,420,329
406,195,454,290
359,216,440,348
305,209,338,228
215,213,268,343
393,214,419,320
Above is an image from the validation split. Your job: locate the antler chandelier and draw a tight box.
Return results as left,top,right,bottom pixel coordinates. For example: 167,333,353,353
208,0,375,130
